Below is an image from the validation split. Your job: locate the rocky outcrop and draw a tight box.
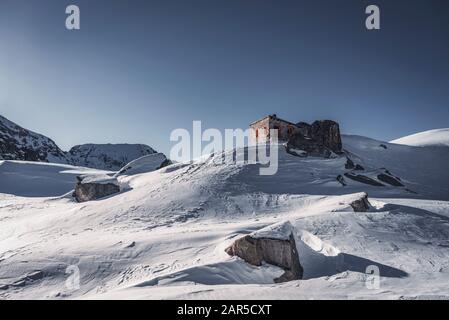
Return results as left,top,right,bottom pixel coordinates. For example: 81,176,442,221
345,158,364,171
74,175,120,202
377,173,404,187
225,222,303,283
336,175,347,186
349,192,371,212
344,173,385,187
288,120,343,157
0,115,68,163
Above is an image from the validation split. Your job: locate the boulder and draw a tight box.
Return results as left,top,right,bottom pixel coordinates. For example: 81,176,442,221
225,222,303,283
349,192,371,212
74,175,120,202
287,120,342,157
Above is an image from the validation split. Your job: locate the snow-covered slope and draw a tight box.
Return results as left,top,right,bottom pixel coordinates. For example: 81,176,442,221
390,128,449,147
0,160,112,197
0,135,448,300
67,144,157,171
0,115,68,163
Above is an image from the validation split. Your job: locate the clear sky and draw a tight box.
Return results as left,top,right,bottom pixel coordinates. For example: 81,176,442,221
1,0,448,155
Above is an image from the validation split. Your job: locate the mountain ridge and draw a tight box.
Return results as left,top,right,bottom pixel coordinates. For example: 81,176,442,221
0,114,160,170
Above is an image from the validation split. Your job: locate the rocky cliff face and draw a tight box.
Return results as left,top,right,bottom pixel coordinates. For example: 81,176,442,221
0,115,68,163
287,120,343,157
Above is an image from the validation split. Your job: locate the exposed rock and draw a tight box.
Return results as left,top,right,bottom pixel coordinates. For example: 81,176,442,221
336,175,347,186
74,175,120,202
378,174,404,187
0,115,68,163
225,222,303,283
406,188,418,194
310,120,343,154
345,157,364,171
345,158,355,169
287,120,342,157
379,144,388,150
344,173,385,187
385,170,401,181
349,192,371,212
126,241,136,248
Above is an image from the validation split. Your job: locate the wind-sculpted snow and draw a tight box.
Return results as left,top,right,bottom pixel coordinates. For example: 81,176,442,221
0,135,448,299
391,128,449,147
0,161,111,197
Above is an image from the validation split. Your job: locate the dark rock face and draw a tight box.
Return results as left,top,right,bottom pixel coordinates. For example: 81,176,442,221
377,174,404,187
345,158,355,169
337,175,347,186
287,120,342,157
344,173,385,187
349,193,371,212
346,158,365,171
225,233,303,283
0,115,68,163
74,178,120,202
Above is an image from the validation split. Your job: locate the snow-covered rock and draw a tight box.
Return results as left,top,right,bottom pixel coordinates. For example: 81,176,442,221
348,192,371,212
225,221,303,282
0,115,68,163
74,174,120,202
391,128,449,147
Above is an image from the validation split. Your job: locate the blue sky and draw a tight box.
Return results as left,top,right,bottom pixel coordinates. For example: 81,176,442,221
1,0,448,155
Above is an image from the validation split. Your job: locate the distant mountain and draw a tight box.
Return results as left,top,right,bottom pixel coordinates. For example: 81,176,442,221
68,144,157,171
391,128,449,147
0,114,160,171
0,115,68,163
